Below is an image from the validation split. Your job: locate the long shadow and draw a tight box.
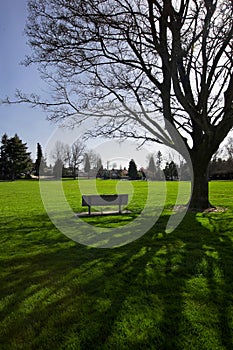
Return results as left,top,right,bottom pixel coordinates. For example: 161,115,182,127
1,211,233,349
156,211,233,350
200,213,233,349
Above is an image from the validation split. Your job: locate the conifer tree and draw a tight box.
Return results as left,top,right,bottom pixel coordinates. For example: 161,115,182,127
35,143,43,179
0,134,32,180
0,134,9,179
148,155,156,179
128,159,138,180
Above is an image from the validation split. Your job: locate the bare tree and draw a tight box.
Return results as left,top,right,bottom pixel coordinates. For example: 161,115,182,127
84,153,91,178
71,140,85,179
225,137,233,159
51,141,67,178
52,141,66,164
4,0,233,209
52,140,85,178
147,154,156,179
63,144,72,170
85,150,102,171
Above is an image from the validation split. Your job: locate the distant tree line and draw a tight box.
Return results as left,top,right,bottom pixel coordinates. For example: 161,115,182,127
1,132,233,181
146,138,233,181
146,152,187,181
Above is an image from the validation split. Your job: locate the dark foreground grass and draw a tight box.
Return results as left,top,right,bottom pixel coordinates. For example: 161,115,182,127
1,180,233,349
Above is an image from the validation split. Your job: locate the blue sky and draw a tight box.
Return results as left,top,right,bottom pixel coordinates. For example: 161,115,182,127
0,0,55,160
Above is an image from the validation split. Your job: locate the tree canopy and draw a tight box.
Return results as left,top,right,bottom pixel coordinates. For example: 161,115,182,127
5,0,233,209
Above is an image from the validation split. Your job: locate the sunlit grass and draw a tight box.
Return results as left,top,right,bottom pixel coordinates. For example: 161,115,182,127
1,179,233,349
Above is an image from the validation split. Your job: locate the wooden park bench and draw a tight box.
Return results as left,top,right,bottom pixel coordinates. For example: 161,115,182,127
81,194,129,216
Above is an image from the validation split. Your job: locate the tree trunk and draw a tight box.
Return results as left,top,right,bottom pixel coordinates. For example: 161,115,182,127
189,156,213,211
73,166,77,180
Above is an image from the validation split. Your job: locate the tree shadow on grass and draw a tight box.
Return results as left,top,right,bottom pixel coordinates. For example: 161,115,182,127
1,212,233,349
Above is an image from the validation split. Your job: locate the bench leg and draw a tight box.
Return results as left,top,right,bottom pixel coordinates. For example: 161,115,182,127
88,205,91,215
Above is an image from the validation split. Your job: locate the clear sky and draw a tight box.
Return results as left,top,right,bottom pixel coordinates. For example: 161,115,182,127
0,0,55,160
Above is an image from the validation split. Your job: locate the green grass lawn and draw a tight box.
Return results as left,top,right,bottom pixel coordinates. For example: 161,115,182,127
1,179,233,349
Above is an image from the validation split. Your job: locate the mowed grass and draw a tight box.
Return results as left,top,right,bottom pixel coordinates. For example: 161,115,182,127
1,179,233,349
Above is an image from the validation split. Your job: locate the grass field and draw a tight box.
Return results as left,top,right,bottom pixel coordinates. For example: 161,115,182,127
1,179,233,349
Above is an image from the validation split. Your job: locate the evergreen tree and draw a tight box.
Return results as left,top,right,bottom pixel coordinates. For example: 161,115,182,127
163,161,178,181
156,151,163,169
35,143,47,178
128,159,138,180
0,134,9,179
169,161,178,181
148,155,156,179
96,157,103,171
155,151,163,180
96,157,103,178
96,165,104,178
34,143,43,179
0,134,32,180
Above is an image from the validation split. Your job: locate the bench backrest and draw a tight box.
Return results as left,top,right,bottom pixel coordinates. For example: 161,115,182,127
82,194,128,206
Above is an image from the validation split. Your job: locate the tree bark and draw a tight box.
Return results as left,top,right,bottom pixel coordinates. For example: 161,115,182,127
189,155,213,211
